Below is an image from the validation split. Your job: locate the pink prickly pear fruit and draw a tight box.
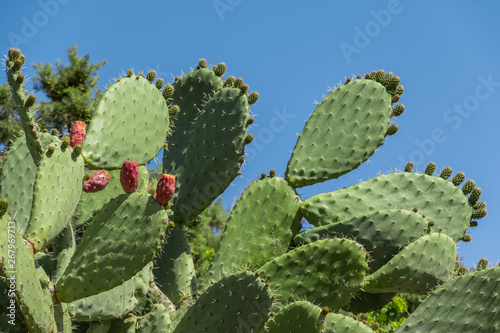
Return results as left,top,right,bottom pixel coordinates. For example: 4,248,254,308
69,121,86,148
120,161,140,193
155,174,175,205
83,170,111,193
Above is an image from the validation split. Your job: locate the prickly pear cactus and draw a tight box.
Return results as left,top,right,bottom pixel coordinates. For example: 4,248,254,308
0,49,492,332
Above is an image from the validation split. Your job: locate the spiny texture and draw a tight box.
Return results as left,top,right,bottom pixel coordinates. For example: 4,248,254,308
120,161,140,193
155,174,175,205
286,78,395,187
83,170,111,193
69,121,86,148
263,301,325,333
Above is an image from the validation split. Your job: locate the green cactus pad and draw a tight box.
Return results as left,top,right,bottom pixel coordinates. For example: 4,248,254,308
259,238,367,309
24,143,84,252
53,223,76,283
0,133,59,234
173,271,273,333
169,87,251,221
83,76,169,169
153,224,197,304
136,304,171,333
294,209,428,273
286,79,393,188
364,233,456,294
163,68,223,178
67,262,153,321
0,214,56,332
53,302,72,333
301,172,472,242
55,192,167,302
324,313,373,333
263,301,325,333
398,267,500,332
203,177,302,285
76,166,149,227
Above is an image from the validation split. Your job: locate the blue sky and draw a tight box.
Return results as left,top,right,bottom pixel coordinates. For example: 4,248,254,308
1,2,499,268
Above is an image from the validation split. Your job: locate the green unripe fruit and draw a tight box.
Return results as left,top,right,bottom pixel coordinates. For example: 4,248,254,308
452,172,465,186
240,84,249,94
404,162,414,172
16,74,24,85
428,220,435,227
163,83,174,99
8,48,21,61
50,128,58,136
388,76,401,91
269,169,276,177
246,117,254,126
155,78,164,90
386,124,398,136
126,69,134,77
356,75,362,79
146,70,156,82
213,62,226,77
199,58,207,68
61,134,70,149
473,201,486,210
375,70,385,82
72,144,82,157
234,78,243,88
260,173,266,179
244,134,254,144
372,322,380,330
395,85,404,95
169,105,180,117
135,75,141,80
458,266,467,275
364,73,371,79
425,162,436,175
471,208,487,219
384,72,393,84
248,91,259,105
13,59,23,71
477,258,488,270
47,145,55,155
391,94,400,103
0,198,9,216
470,221,478,227
224,76,236,87
25,94,36,107
462,179,476,195
392,104,405,117
321,307,330,316
468,187,481,205
440,166,453,179
462,235,472,242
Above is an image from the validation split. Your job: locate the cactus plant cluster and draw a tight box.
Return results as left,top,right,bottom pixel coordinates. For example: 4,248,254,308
0,49,498,333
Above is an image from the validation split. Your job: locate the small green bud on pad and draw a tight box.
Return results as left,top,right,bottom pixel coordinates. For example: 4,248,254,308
25,94,36,107
0,199,9,216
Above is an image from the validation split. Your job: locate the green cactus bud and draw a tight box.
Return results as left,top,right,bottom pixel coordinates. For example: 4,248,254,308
452,172,465,186
146,70,156,82
395,85,404,95
167,221,175,229
372,322,380,330
386,124,399,136
477,258,488,270
471,208,487,219
458,266,467,275
383,72,393,87
387,76,401,91
425,162,436,175
50,128,58,136
25,94,36,107
155,78,164,90
224,76,235,87
16,73,25,85
462,180,476,195
260,173,266,179
135,75,141,80
462,235,472,242
246,117,254,126
0,198,9,216
470,221,478,227
404,162,414,172
391,94,400,103
468,187,481,205
244,134,254,144
199,58,207,68
345,77,352,84
162,83,175,99
321,307,330,316
13,59,23,71
364,73,371,79
248,91,259,105
412,207,418,213
72,144,82,157
47,145,55,155
356,75,362,79
240,84,249,94
440,166,453,179
126,69,134,77
61,134,70,149
8,48,21,61
375,70,385,82
234,78,243,88
169,105,180,117
269,169,276,177
213,62,226,77
473,201,486,210
174,76,180,82
428,220,435,227
392,104,405,117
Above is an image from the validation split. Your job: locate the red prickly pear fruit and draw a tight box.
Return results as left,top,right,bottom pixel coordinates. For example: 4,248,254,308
120,161,140,193
70,121,86,148
83,170,111,193
155,174,175,205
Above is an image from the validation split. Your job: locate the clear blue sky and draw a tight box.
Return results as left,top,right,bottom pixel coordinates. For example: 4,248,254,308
2,2,499,268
